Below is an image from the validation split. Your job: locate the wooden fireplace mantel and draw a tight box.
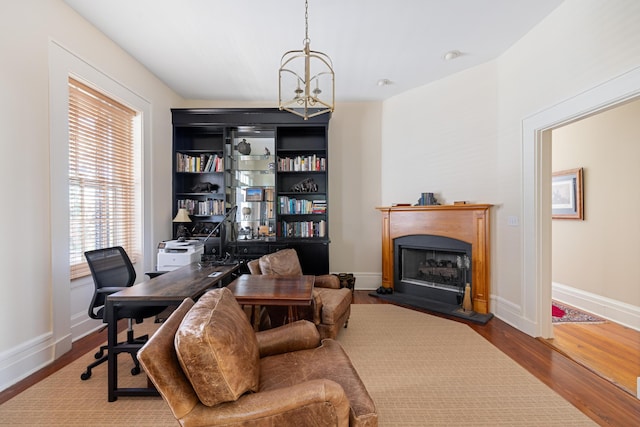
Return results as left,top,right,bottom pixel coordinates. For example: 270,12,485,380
376,204,492,314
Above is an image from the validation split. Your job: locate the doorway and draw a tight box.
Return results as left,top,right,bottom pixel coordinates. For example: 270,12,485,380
547,93,640,398
522,66,640,339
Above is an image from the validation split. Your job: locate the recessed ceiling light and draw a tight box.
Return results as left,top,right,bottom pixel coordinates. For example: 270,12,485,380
443,50,462,61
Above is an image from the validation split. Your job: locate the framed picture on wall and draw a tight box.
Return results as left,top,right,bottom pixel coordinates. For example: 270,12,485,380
552,167,583,220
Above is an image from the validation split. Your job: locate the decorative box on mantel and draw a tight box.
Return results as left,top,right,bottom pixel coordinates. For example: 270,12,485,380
376,204,492,314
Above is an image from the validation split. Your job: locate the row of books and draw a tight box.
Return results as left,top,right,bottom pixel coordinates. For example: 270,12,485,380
278,220,326,238
176,153,224,173
278,197,326,214
177,198,225,216
278,155,326,172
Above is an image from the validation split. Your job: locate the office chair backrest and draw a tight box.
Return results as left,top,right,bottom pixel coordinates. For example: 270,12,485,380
84,246,137,320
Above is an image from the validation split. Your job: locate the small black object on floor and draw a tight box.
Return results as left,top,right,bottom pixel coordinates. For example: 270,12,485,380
369,291,493,325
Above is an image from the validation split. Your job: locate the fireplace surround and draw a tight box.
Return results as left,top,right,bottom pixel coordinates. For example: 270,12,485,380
376,204,492,314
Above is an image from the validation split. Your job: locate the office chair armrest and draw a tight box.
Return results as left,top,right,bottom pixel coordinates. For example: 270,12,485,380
96,287,128,294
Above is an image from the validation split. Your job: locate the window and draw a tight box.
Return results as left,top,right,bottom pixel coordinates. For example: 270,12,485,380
68,78,139,279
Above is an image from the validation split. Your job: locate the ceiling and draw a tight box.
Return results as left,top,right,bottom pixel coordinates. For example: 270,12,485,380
63,0,563,103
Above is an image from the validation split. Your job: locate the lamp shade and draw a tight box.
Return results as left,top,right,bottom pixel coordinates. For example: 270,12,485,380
172,208,191,223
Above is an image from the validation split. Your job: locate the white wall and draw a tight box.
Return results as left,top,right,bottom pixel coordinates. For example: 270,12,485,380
327,103,383,288
380,0,640,334
0,0,181,390
382,62,499,209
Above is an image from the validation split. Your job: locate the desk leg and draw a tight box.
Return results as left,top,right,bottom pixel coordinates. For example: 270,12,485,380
286,306,299,323
106,300,118,402
240,305,261,331
252,305,261,331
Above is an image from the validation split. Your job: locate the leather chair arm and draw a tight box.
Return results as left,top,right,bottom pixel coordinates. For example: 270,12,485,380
247,258,261,274
256,320,320,357
181,379,350,427
314,274,341,289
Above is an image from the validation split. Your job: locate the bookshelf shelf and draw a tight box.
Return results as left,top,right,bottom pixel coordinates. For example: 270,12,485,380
171,108,331,274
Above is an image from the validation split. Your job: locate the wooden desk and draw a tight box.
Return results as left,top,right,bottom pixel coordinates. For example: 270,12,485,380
227,275,315,329
105,262,239,402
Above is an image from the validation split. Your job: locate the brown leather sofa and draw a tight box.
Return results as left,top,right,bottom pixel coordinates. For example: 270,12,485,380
138,287,377,427
247,248,352,339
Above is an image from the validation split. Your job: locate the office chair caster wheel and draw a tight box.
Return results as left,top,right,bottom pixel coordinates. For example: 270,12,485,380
131,366,141,376
94,350,104,359
80,371,91,381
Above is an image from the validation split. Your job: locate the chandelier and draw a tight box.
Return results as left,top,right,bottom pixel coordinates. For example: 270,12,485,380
278,0,335,120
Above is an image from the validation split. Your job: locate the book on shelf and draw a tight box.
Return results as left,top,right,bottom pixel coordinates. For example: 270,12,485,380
278,196,313,214
203,155,213,172
176,153,223,172
278,196,327,215
177,198,224,216
278,219,326,238
311,200,326,214
277,155,326,172
318,219,326,238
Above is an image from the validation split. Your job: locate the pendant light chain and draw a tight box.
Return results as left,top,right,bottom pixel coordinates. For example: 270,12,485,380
304,0,310,45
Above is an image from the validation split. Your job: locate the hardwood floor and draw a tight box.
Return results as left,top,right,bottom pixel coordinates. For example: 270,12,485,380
546,316,640,396
2,292,639,426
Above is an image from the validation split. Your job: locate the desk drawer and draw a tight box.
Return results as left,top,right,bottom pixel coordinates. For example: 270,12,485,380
235,244,267,256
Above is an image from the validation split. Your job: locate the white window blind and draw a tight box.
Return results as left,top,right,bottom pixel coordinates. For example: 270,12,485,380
68,78,139,279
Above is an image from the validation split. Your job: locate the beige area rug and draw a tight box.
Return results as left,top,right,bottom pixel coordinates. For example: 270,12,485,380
0,322,173,426
338,305,596,426
0,305,596,426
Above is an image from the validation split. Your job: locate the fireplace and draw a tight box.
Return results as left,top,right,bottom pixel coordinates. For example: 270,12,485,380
377,204,491,314
395,235,471,306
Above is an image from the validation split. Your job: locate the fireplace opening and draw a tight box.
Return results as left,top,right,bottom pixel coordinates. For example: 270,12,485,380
394,235,472,306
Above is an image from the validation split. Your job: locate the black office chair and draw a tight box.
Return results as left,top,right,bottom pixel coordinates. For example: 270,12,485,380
80,246,166,380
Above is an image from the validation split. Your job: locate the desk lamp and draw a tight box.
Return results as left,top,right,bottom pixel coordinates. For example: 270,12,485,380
173,208,192,241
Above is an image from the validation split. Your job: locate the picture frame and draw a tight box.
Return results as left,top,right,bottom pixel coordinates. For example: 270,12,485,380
245,187,264,202
552,167,583,220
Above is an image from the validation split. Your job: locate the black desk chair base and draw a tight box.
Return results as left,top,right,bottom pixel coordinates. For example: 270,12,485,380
80,322,149,380
81,246,166,381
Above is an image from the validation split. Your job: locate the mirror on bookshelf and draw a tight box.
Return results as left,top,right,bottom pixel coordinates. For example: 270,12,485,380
227,127,276,242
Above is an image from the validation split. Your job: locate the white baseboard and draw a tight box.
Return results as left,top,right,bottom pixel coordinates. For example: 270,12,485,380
0,314,101,392
71,312,104,341
552,282,640,332
490,295,540,337
0,332,55,392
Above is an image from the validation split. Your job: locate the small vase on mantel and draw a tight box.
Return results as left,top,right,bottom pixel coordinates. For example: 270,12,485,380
462,283,474,313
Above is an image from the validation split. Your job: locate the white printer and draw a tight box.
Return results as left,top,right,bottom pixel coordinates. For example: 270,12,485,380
157,239,204,271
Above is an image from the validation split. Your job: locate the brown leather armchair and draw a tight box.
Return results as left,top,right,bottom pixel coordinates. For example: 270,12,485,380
247,248,352,339
138,288,377,427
